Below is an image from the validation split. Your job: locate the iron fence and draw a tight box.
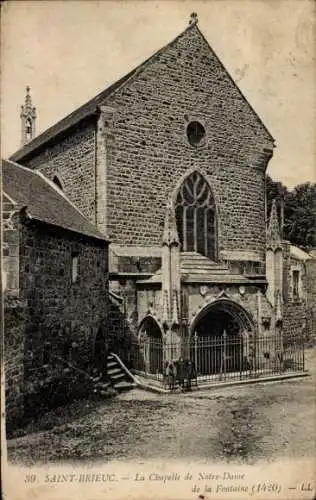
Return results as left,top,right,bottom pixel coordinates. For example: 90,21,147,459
125,333,305,387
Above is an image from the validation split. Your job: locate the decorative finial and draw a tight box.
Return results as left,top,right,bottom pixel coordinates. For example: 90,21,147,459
20,86,37,146
189,12,198,25
267,198,282,250
162,200,179,247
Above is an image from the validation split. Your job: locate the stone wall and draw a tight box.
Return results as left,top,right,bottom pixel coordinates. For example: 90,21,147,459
305,257,316,345
282,243,313,345
19,218,108,369
16,219,109,421
283,302,306,346
102,24,273,258
4,297,27,431
22,121,96,222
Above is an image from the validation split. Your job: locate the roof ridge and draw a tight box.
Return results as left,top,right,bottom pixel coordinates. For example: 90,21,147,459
194,23,275,143
102,21,198,103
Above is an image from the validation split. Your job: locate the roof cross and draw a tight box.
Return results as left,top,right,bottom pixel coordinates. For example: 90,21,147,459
189,12,198,25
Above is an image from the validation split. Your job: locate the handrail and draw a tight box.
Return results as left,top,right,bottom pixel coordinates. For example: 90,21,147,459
108,351,141,385
109,290,124,303
108,351,168,393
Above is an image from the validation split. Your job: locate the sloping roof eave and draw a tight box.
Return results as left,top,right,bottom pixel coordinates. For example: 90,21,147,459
25,212,109,243
10,104,100,162
2,159,109,242
9,24,197,163
10,21,275,163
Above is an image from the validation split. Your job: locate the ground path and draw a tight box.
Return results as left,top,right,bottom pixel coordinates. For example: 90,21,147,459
7,349,316,465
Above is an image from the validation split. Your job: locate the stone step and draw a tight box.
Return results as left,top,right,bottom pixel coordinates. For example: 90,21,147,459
107,361,119,369
181,261,225,268
107,367,122,376
181,257,227,263
181,265,230,274
181,258,227,265
105,354,134,393
94,381,111,390
181,251,210,257
181,252,217,262
180,253,229,272
110,372,126,381
97,389,115,398
113,381,135,392
183,274,248,284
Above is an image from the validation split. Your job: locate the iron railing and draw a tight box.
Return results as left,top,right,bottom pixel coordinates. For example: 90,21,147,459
124,333,305,386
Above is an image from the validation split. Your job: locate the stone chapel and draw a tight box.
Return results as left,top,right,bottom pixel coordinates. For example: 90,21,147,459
9,14,312,378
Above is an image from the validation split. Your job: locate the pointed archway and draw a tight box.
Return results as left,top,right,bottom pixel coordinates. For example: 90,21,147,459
189,299,254,375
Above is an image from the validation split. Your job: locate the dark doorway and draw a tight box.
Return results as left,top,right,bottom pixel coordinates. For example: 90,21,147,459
190,301,253,375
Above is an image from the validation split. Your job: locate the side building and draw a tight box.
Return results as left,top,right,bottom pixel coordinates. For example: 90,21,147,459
266,198,316,348
2,159,109,430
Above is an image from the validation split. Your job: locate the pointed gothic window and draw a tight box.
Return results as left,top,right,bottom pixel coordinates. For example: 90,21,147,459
175,171,217,260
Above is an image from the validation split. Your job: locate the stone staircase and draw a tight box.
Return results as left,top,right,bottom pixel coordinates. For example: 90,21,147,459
91,354,135,397
91,375,113,398
106,354,135,393
138,251,253,286
90,354,135,397
179,251,253,284
180,251,230,275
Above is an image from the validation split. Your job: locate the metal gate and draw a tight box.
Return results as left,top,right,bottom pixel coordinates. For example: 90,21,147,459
128,334,305,384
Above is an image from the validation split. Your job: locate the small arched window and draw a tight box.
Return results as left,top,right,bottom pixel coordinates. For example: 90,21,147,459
175,171,217,260
26,118,32,139
53,175,63,191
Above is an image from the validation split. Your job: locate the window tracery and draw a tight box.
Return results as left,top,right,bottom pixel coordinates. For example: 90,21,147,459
175,171,216,260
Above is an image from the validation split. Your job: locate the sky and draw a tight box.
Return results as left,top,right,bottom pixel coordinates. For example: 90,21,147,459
1,0,315,188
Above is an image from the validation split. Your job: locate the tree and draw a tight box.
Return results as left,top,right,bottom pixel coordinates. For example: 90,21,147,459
284,183,316,249
266,175,288,211
266,175,316,250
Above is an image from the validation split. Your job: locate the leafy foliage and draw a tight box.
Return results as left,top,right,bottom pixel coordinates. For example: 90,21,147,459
266,175,316,250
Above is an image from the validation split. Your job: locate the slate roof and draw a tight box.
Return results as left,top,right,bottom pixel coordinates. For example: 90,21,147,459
290,245,313,261
1,159,108,242
10,21,274,163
